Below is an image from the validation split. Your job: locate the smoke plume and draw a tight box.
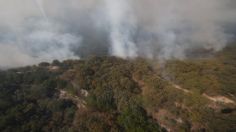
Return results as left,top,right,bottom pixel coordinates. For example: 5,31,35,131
104,0,137,58
0,0,235,67
34,0,48,20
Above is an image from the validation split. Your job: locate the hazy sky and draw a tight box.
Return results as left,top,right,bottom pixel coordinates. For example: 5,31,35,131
0,0,236,68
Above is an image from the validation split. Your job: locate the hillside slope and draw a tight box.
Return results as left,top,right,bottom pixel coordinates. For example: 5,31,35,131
0,45,236,132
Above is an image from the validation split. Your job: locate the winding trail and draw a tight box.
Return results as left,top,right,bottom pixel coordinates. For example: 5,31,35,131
171,83,191,94
132,74,235,105
203,93,235,104
171,82,235,105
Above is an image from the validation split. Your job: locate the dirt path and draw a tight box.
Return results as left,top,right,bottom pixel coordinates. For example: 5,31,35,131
171,83,191,94
203,93,235,104
171,82,235,105
133,73,235,105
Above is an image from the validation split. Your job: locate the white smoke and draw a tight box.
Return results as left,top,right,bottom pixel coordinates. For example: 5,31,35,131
0,0,81,68
0,44,37,68
102,0,235,60
104,0,137,58
0,0,236,67
132,0,234,60
34,0,48,20
19,19,81,61
0,18,81,68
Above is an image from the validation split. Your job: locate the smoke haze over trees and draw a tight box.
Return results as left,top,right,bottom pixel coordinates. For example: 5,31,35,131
0,0,236,67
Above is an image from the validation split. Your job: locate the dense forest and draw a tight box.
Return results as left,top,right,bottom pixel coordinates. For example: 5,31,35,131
0,44,236,132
